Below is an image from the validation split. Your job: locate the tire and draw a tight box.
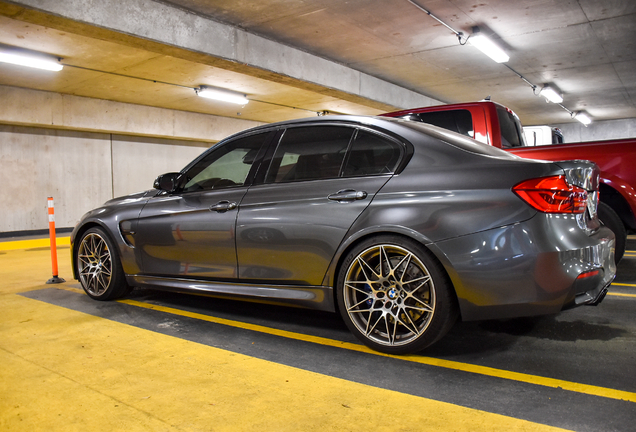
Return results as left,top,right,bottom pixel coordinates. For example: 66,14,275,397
597,202,626,264
336,236,458,354
75,227,131,300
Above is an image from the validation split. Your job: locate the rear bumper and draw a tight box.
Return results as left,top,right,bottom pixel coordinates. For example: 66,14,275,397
563,233,615,309
433,215,616,321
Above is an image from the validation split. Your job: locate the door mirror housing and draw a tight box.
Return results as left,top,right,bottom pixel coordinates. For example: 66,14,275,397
153,172,181,192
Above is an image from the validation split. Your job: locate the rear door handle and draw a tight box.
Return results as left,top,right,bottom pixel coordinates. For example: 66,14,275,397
209,201,237,212
328,189,368,202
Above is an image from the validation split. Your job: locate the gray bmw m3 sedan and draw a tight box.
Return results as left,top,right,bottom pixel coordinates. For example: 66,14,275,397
71,115,616,354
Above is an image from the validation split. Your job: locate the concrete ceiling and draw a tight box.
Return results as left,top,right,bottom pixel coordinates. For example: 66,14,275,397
0,0,635,126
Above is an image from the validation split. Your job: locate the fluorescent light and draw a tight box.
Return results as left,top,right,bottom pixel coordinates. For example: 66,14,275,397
469,29,509,63
196,86,249,105
0,49,63,71
575,112,591,126
540,85,563,103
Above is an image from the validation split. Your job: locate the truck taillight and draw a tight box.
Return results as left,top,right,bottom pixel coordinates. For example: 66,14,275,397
513,175,588,214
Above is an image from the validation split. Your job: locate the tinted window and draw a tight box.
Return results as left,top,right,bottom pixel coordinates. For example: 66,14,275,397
266,126,354,183
414,110,474,138
497,107,524,148
343,130,402,176
182,133,265,192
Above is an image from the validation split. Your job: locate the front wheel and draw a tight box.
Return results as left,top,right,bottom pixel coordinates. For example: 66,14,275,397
75,227,131,300
336,236,458,354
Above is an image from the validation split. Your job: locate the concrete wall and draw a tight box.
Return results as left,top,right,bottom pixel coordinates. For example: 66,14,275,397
111,135,206,198
0,124,208,233
551,118,636,143
0,85,264,235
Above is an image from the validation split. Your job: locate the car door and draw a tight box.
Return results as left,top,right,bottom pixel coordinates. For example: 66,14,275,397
133,131,272,279
236,125,404,285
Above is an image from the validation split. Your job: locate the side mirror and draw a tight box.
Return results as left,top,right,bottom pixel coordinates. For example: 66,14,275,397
153,172,181,192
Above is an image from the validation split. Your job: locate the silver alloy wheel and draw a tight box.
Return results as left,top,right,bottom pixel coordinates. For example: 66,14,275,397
77,232,113,296
342,244,436,347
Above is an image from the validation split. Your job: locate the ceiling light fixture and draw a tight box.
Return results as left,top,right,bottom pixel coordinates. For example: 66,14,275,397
469,27,509,63
0,47,63,71
574,111,592,126
195,86,249,105
407,3,593,124
540,85,563,103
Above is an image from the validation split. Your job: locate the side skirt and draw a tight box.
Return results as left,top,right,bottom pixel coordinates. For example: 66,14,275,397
128,275,336,312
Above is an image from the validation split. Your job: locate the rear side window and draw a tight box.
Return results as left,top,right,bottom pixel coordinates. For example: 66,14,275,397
413,109,474,138
265,126,354,183
343,130,402,176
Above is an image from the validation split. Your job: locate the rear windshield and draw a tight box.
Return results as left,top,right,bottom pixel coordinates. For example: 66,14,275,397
411,109,474,138
497,106,525,148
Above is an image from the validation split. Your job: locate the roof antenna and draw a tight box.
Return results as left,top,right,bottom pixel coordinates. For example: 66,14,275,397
483,95,491,101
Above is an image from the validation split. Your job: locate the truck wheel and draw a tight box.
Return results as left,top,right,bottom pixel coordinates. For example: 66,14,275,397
598,202,626,264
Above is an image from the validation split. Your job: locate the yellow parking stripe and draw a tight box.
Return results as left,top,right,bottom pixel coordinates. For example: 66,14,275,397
0,236,70,251
612,282,636,287
118,297,636,403
608,293,636,298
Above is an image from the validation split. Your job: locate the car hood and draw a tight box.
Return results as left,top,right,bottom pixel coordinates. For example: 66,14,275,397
103,189,157,206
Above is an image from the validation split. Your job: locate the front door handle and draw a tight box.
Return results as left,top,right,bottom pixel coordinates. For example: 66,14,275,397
328,189,368,202
209,201,237,213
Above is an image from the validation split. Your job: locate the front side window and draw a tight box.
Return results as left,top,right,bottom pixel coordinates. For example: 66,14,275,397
265,126,354,183
182,133,266,193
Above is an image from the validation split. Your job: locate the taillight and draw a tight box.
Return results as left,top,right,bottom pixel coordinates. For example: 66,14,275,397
513,175,588,214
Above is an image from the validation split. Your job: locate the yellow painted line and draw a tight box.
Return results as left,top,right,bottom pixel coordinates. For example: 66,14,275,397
612,283,636,287
118,298,636,403
0,236,70,251
608,293,636,298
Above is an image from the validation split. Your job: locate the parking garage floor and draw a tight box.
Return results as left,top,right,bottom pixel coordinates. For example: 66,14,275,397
1,235,635,431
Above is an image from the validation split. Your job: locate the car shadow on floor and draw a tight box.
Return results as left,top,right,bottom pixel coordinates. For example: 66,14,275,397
123,286,629,360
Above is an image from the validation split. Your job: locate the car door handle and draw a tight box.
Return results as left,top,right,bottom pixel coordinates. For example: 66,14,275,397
328,189,368,202
209,201,237,212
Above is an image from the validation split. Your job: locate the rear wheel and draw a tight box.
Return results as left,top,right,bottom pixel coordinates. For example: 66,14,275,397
76,227,131,300
598,202,626,263
337,236,458,354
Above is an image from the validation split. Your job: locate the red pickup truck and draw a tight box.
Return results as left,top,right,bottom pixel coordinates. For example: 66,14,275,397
382,101,636,262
